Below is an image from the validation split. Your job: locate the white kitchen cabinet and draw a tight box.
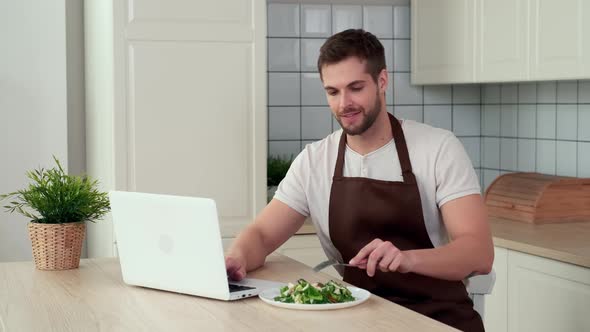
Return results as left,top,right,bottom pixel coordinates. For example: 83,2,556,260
530,0,590,80
507,250,590,332
84,0,267,257
484,246,590,332
476,0,530,82
484,247,508,332
411,0,475,84
412,0,590,84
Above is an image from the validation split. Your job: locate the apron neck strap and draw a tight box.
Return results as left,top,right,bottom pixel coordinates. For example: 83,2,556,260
334,112,415,184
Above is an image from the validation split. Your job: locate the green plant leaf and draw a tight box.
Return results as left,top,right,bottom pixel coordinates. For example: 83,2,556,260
0,156,110,224
267,155,294,186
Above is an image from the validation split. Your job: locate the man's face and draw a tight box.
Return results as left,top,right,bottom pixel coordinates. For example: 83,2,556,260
321,57,386,136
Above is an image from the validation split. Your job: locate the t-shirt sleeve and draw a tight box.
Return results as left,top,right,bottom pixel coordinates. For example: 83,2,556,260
272,151,310,217
434,133,482,207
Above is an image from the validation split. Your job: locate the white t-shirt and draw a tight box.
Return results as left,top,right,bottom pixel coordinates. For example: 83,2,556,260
273,119,481,264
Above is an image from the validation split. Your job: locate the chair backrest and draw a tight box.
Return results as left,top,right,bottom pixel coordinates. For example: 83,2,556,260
465,270,496,319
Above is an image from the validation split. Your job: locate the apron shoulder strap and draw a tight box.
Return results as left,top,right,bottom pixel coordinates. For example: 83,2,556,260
388,113,415,184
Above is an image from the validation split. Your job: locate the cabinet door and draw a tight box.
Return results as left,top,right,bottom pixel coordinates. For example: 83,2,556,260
507,250,590,332
531,0,590,80
476,0,529,82
411,0,475,84
85,0,266,257
484,247,508,332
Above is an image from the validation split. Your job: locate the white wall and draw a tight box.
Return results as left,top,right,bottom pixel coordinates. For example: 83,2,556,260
0,0,85,262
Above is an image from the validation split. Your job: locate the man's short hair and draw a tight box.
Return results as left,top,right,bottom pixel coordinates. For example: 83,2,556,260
317,29,386,82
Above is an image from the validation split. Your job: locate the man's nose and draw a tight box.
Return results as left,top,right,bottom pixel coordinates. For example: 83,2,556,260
339,92,352,109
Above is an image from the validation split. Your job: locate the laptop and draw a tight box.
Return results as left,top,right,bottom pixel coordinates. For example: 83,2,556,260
109,190,285,301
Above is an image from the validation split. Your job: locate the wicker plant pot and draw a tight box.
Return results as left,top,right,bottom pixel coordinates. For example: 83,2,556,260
28,222,85,270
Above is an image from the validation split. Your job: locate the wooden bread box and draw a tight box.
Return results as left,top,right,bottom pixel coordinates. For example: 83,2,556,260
484,172,590,224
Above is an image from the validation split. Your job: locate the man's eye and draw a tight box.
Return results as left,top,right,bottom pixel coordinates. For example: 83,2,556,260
327,90,338,96
351,86,363,91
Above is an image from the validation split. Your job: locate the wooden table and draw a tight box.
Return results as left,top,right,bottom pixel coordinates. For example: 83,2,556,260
0,254,457,331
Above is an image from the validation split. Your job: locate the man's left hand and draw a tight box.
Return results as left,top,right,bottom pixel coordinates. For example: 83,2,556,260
349,238,415,277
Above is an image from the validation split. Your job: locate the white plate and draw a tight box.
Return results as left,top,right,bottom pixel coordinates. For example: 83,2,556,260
258,286,371,310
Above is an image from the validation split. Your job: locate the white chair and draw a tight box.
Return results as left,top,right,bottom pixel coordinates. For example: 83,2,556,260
465,270,496,319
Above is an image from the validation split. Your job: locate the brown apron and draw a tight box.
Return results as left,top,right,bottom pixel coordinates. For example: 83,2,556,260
329,113,484,331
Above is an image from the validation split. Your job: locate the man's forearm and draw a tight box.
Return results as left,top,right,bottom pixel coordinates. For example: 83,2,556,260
226,225,269,272
407,236,493,281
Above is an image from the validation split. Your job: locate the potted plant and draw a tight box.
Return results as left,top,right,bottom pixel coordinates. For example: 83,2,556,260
0,156,110,270
267,155,293,202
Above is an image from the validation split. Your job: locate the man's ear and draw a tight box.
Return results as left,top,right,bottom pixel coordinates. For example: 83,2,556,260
379,69,388,92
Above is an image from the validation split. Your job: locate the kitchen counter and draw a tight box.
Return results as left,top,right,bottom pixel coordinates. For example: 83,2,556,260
0,254,457,331
490,217,590,268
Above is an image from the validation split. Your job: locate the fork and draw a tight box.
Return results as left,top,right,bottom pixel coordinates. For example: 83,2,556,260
312,259,356,273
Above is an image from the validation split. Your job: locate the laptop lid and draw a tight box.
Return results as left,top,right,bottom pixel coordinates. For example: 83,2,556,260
109,191,234,300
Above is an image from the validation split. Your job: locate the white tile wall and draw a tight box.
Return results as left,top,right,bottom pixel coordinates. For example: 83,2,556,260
268,73,300,106
393,6,410,39
482,137,500,169
269,107,300,140
483,85,500,103
518,83,537,103
500,138,518,171
453,85,481,104
579,81,590,103
301,39,324,72
268,4,300,37
500,105,518,137
424,105,452,131
268,38,300,72
536,105,556,139
517,105,536,138
301,73,326,106
393,39,410,72
556,105,577,140
517,139,536,172
483,169,500,190
459,137,481,167
556,141,577,176
301,5,331,37
579,105,590,141
537,82,556,103
302,107,332,139
557,81,577,103
394,106,423,122
482,80,590,180
332,5,362,34
579,142,590,177
424,85,452,104
382,39,394,73
453,105,480,136
482,105,501,136
501,84,518,104
393,73,423,105
363,6,393,38
536,140,556,175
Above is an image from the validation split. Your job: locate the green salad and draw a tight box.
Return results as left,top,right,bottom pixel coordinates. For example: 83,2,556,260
273,279,355,304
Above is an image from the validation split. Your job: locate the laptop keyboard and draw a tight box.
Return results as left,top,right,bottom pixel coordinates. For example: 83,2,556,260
228,283,256,293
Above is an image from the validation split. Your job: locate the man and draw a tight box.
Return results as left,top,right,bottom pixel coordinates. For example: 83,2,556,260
226,29,493,331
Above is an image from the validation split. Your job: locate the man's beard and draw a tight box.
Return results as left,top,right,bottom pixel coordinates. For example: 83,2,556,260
335,94,381,136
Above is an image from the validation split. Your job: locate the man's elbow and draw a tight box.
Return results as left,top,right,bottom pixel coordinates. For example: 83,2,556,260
478,248,494,275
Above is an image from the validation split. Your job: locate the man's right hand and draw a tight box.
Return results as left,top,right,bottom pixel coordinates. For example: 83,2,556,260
225,255,247,281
